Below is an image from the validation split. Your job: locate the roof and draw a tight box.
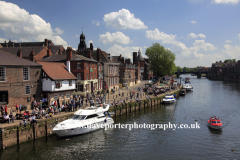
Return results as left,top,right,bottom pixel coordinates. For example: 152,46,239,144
37,62,77,80
0,46,46,57
0,50,42,66
50,45,64,54
40,52,98,62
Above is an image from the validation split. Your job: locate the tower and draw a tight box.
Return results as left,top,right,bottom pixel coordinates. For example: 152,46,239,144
78,31,86,51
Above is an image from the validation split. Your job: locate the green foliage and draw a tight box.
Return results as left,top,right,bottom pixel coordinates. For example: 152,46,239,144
224,59,236,63
145,43,176,77
182,67,190,72
176,66,182,72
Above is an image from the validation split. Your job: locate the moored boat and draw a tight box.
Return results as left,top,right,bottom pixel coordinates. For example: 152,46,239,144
180,89,186,95
162,94,177,103
208,117,222,130
183,83,193,91
52,104,114,137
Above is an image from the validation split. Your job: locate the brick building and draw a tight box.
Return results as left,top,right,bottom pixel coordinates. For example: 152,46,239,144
40,47,98,97
0,50,42,110
77,32,120,91
113,55,135,88
133,49,153,80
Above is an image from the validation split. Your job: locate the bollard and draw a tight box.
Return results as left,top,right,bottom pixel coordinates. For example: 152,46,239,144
17,127,20,147
32,124,36,141
45,121,48,142
151,99,152,107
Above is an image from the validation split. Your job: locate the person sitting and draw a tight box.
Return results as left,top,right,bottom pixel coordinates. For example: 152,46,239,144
20,118,27,127
4,114,10,123
45,113,50,118
23,111,29,119
30,115,37,125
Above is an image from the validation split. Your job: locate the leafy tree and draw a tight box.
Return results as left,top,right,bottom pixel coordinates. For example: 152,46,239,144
145,43,176,77
224,59,236,63
176,66,183,72
182,67,190,72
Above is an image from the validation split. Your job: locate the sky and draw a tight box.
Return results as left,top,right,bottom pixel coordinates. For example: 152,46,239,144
0,0,239,68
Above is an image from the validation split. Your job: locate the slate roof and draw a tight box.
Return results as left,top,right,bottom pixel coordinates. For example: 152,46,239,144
50,45,64,54
0,46,46,57
40,52,98,62
0,50,41,66
37,62,77,80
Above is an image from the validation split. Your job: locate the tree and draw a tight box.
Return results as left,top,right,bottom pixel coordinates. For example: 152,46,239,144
182,67,190,72
176,66,183,72
224,59,236,63
145,43,176,77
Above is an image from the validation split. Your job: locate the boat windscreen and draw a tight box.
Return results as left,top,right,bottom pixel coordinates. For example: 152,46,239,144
211,121,217,123
72,115,86,120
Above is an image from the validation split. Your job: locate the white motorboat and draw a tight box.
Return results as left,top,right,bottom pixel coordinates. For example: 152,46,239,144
52,104,114,137
183,83,193,91
162,94,177,104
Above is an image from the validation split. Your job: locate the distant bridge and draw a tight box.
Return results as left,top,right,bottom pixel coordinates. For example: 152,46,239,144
175,71,208,78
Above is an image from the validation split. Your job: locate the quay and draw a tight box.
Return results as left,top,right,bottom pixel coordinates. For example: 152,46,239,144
0,80,182,149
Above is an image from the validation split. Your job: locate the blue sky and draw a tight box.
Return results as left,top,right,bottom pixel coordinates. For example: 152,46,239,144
0,0,239,67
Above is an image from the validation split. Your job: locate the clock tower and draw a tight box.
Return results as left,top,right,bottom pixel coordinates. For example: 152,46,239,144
78,31,86,51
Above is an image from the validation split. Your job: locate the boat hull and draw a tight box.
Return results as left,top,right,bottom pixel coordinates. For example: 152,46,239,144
208,124,222,130
162,99,176,104
53,118,114,137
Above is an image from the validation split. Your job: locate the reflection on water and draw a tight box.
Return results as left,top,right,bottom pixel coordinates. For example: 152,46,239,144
1,75,240,159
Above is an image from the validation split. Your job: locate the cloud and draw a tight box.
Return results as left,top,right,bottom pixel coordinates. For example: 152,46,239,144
145,28,217,67
75,35,79,37
88,40,93,44
212,0,239,5
0,1,68,47
225,40,232,43
99,31,131,45
223,44,240,58
191,21,197,24
108,44,142,59
238,34,240,40
188,33,206,38
92,20,100,26
103,8,147,29
54,27,64,35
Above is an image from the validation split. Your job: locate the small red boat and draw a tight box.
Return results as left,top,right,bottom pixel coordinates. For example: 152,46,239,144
208,117,222,130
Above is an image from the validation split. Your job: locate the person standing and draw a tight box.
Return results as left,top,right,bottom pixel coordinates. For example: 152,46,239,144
4,105,8,115
15,103,18,113
1,105,4,116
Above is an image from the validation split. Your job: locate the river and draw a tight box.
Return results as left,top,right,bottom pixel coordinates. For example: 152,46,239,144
1,74,240,159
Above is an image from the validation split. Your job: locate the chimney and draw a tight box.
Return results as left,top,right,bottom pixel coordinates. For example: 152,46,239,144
97,48,101,62
47,48,52,57
133,52,137,64
30,50,36,62
44,39,48,47
87,50,91,59
66,59,71,73
67,47,72,60
58,50,62,55
90,43,93,51
17,50,22,58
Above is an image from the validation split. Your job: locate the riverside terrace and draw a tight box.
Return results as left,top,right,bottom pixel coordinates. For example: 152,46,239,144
0,80,182,149
0,80,180,129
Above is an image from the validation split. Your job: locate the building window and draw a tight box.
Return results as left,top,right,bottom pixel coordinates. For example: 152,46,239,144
61,93,64,100
94,63,96,69
91,73,93,79
23,67,30,81
69,80,72,86
55,81,61,88
25,85,30,95
77,73,81,80
77,84,83,92
90,63,92,69
54,94,59,100
66,93,70,99
86,73,88,80
0,67,6,82
77,63,81,69
86,63,88,69
94,73,96,79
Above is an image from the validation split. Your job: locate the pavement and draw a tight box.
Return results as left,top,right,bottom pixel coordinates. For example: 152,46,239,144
0,80,178,129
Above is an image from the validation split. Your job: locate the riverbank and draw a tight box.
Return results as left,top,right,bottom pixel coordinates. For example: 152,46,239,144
0,84,182,149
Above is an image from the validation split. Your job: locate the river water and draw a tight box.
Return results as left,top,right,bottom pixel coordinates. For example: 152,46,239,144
1,75,240,160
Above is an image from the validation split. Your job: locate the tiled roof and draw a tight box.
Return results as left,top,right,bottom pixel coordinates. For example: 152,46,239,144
0,46,46,57
50,45,64,54
40,52,98,62
37,62,77,80
0,50,41,66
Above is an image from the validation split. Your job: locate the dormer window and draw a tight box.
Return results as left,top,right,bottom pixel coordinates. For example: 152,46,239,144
77,63,81,69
